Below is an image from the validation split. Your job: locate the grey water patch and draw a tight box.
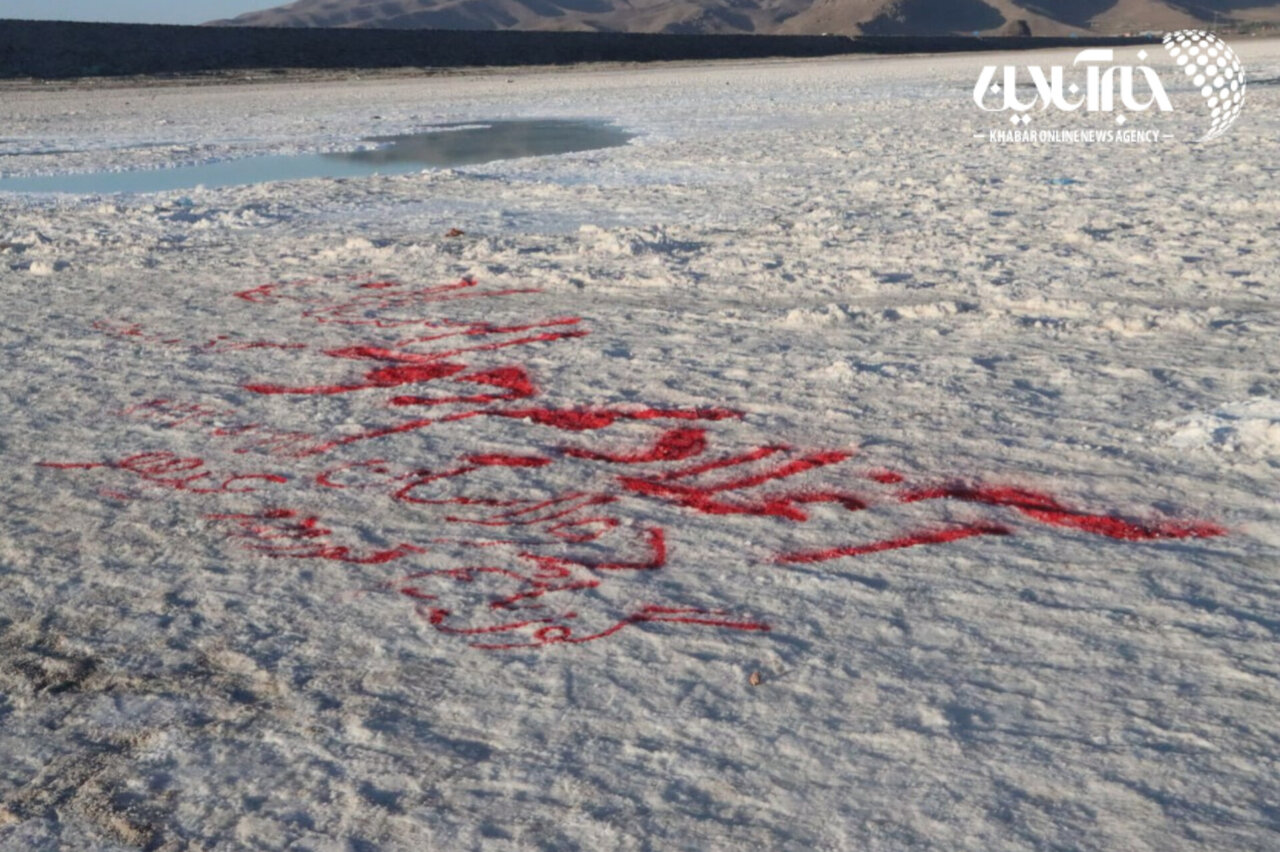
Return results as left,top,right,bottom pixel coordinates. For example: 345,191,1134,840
0,119,634,196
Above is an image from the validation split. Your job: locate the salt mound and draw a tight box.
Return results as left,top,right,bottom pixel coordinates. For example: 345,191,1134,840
1162,399,1280,456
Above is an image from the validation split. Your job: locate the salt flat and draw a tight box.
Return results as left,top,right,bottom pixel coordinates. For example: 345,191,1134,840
1,45,1279,851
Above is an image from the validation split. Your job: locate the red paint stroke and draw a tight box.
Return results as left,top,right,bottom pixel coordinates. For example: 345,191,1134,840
489,406,741,431
120,399,236,429
448,366,538,400
383,543,762,650
777,523,1013,564
470,605,771,651
40,452,287,495
899,484,1226,541
465,454,551,468
232,430,324,457
787,491,870,512
265,543,427,564
522,526,666,572
618,449,857,521
296,411,482,457
299,407,738,458
321,345,444,362
562,428,708,464
215,473,290,493
443,493,619,529
389,365,538,407
547,517,620,543
384,454,570,507
233,273,413,304
208,509,425,564
392,468,511,504
315,459,401,490
246,318,571,398
118,399,321,458
650,445,788,481
244,361,468,396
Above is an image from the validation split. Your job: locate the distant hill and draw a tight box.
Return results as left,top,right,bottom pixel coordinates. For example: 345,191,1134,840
209,0,1280,36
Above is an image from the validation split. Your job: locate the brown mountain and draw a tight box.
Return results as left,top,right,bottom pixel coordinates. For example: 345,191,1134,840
208,0,1280,36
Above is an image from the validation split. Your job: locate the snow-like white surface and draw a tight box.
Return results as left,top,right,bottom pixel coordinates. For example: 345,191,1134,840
1,45,1279,851
1160,399,1280,456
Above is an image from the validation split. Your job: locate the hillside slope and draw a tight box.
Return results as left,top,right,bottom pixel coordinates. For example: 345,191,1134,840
209,0,1280,35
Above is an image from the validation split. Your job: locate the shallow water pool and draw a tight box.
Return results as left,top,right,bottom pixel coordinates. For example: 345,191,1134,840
0,119,634,196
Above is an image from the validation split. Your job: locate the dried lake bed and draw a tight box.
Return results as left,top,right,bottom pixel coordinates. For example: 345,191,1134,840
1,46,1279,851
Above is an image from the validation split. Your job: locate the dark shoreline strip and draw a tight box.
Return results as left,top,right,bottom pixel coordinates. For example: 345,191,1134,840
0,19,1158,80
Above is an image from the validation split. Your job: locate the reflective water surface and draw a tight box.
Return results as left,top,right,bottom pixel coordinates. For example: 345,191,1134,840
0,119,634,195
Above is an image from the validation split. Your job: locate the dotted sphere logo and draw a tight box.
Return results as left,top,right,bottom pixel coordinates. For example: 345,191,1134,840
1163,30,1246,141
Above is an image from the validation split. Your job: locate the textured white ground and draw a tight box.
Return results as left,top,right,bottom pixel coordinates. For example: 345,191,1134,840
2,44,1279,852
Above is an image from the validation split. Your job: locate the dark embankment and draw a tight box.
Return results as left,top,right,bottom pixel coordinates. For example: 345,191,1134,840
0,19,1157,79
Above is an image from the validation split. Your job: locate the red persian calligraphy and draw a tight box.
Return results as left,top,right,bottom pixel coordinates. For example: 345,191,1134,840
40,273,1226,652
